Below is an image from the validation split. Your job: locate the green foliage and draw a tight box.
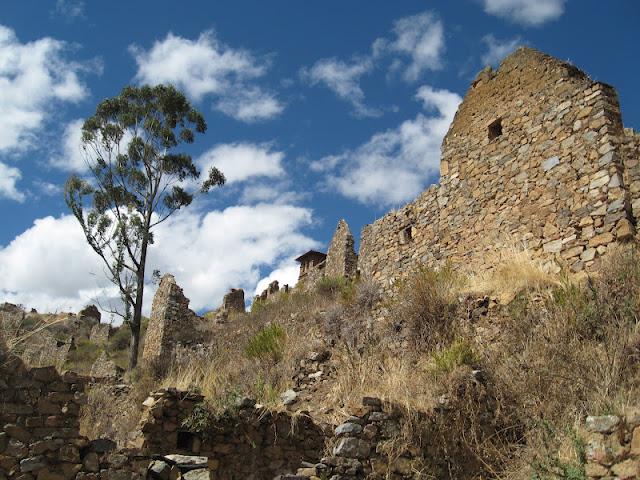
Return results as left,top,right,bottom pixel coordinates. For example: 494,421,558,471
530,425,587,480
65,339,103,371
252,374,279,405
181,404,214,437
430,340,477,376
245,324,286,362
108,325,131,351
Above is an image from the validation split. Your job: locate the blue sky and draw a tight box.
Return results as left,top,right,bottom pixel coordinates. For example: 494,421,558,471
0,0,638,318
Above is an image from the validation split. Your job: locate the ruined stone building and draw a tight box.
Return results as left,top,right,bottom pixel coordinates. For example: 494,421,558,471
142,274,202,367
298,47,639,291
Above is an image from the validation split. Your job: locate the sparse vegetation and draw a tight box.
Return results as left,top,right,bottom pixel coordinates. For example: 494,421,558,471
245,323,286,362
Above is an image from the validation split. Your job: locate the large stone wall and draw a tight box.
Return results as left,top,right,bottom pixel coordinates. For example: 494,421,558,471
358,48,637,291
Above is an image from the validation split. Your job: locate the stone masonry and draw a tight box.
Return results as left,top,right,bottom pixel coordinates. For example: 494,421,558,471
142,274,198,368
222,289,244,313
583,411,640,479
357,47,638,291
324,219,358,279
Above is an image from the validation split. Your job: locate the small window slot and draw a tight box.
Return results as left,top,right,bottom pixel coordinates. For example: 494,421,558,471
488,118,503,140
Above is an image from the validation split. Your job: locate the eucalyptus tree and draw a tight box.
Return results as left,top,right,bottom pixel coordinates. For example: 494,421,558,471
65,84,225,370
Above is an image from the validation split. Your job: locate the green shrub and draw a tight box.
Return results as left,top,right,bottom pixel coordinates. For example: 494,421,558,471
108,325,131,351
65,339,103,372
316,276,349,297
181,404,214,437
245,324,286,362
430,340,477,376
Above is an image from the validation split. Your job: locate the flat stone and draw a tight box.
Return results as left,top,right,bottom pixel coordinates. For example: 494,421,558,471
335,423,363,437
182,469,211,480
332,438,371,459
611,458,639,479
163,454,208,467
543,239,563,253
586,415,620,433
20,456,46,472
148,460,170,480
542,156,559,171
281,389,298,406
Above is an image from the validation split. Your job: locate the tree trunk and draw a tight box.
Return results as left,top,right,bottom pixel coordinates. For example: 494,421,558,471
128,238,149,370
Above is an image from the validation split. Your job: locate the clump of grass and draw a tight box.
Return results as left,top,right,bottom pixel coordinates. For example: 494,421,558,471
430,340,477,377
245,323,286,362
464,244,559,301
316,276,350,297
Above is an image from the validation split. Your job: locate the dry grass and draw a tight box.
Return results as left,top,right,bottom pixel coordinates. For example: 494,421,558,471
162,289,334,412
464,244,560,302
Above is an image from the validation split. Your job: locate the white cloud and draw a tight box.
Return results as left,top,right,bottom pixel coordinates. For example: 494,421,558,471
481,35,522,66
0,25,91,154
239,183,306,205
313,86,461,206
49,119,85,171
0,204,318,317
0,161,25,202
215,87,284,122
481,0,566,26
254,260,300,296
375,12,445,82
300,57,380,117
196,142,284,184
33,180,62,197
54,0,85,19
130,31,283,122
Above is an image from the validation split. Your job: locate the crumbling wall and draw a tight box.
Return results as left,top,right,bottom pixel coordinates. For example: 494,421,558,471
89,323,110,345
325,219,358,279
0,348,150,479
137,389,328,479
142,274,199,368
222,289,245,313
359,47,634,291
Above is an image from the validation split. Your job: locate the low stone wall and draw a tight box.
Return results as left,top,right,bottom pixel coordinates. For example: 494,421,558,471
584,412,640,479
137,389,328,479
0,350,149,479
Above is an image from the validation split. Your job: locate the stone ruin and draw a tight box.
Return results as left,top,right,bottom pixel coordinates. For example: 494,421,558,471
295,219,358,288
294,48,640,294
253,280,291,305
207,288,246,324
142,274,201,369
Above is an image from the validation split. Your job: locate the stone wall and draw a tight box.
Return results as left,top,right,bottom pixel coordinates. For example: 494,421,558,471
325,220,358,279
0,348,151,479
583,412,640,479
136,389,328,479
142,275,199,368
358,47,637,291
622,128,640,221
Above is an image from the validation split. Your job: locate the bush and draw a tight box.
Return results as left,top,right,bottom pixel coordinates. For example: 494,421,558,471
109,325,131,351
430,340,477,376
355,279,380,309
316,276,349,297
390,266,461,352
245,324,286,363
